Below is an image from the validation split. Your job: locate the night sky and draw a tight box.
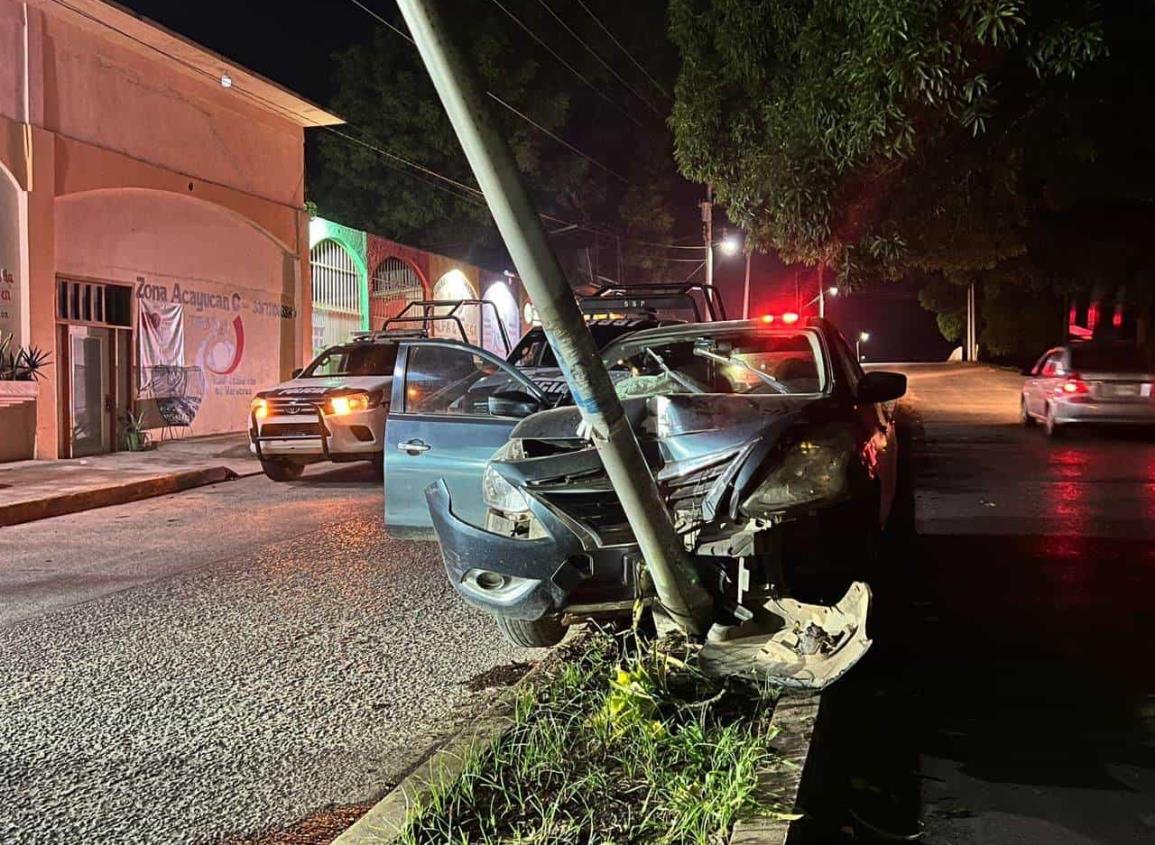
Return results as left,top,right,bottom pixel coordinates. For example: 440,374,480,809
115,0,952,362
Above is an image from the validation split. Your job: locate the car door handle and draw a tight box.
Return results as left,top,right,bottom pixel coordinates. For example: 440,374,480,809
398,439,431,455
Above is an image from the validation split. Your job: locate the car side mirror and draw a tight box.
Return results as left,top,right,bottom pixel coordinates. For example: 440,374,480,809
488,389,541,418
291,367,303,378
855,371,906,404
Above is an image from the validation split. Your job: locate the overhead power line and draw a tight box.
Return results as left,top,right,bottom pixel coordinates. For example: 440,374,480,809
345,0,645,190
322,126,488,205
574,0,672,101
322,127,618,242
348,0,415,44
486,0,646,129
532,0,664,119
486,93,635,186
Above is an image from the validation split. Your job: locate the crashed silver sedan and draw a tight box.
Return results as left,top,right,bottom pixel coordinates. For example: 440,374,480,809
385,317,907,650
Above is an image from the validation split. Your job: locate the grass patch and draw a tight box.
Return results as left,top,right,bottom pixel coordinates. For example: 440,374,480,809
398,631,779,844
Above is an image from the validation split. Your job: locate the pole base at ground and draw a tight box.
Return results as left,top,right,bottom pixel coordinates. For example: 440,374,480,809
698,582,872,690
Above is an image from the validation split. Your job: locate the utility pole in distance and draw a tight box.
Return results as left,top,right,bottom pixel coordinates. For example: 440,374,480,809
743,250,752,319
702,186,714,287
395,0,714,636
818,264,826,319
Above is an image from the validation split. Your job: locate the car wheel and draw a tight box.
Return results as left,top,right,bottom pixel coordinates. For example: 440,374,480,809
261,459,305,482
1020,397,1036,427
369,450,385,481
494,615,568,648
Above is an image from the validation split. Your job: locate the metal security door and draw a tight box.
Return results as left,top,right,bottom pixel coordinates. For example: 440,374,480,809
69,326,112,456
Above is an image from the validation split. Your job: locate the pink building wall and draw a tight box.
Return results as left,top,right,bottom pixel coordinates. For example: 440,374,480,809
0,0,340,459
56,189,298,436
37,10,303,206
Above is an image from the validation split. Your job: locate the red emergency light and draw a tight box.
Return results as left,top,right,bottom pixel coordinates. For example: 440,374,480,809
760,312,801,325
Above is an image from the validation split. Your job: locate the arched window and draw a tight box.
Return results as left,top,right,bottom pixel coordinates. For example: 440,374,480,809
431,270,479,344
482,281,519,354
310,239,363,353
370,257,425,326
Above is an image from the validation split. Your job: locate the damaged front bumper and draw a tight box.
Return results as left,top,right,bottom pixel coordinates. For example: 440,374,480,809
425,479,647,621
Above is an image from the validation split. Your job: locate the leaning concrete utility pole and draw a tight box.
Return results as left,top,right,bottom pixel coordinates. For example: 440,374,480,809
395,0,714,636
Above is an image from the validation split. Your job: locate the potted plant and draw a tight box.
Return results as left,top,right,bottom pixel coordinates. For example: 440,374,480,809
0,333,50,383
119,408,153,452
0,333,48,462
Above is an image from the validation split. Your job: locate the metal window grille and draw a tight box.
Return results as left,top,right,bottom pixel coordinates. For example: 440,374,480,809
57,279,131,327
370,257,424,325
310,240,361,315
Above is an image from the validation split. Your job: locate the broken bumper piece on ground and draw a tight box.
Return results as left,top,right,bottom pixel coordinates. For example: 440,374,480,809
698,581,872,690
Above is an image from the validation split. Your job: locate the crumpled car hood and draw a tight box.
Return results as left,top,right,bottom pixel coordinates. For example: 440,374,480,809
498,393,838,538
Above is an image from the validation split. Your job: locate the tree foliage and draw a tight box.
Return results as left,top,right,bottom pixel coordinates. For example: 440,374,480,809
668,0,1147,355
309,1,683,283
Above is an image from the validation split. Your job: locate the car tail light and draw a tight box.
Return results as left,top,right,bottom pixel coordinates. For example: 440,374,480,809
781,312,800,325
1058,375,1089,395
760,314,775,324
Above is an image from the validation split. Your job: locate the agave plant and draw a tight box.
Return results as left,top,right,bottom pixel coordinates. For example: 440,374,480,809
0,333,51,381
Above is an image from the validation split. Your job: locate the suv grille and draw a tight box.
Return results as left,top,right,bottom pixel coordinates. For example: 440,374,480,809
261,422,324,437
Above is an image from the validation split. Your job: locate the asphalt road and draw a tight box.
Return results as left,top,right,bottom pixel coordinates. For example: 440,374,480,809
797,363,1155,845
0,463,536,844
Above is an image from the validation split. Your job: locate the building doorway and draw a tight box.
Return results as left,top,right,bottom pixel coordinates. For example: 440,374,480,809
68,326,112,456
56,279,133,457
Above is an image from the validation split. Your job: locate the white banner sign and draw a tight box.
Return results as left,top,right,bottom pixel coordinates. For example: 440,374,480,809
139,299,185,372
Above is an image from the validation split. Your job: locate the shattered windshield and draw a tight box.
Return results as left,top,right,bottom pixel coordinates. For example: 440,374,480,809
509,320,659,368
605,330,827,398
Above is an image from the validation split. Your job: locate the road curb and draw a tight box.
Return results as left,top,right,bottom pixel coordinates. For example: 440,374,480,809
332,636,587,845
0,466,251,527
730,693,822,845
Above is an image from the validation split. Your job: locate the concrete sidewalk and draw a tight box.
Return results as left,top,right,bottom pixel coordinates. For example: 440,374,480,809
0,433,261,527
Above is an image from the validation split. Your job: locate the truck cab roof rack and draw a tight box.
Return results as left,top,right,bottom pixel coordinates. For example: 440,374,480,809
382,299,513,353
586,282,727,323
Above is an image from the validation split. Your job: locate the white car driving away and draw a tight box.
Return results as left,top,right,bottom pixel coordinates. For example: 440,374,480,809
1021,343,1155,437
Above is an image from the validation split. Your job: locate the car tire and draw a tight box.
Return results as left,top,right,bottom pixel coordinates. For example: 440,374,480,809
369,450,385,481
1020,397,1036,427
494,615,568,648
261,459,305,482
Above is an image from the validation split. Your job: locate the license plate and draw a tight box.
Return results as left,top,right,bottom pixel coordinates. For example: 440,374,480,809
1105,383,1143,398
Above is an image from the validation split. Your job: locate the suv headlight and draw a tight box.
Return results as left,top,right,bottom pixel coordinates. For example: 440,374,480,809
741,427,854,515
327,391,380,415
482,440,530,515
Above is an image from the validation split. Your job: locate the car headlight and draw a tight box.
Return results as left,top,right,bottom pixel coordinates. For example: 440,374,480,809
250,398,269,419
482,439,530,515
327,392,372,415
741,427,853,514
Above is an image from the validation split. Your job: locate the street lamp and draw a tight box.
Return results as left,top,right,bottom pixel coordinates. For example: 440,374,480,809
804,285,840,318
857,331,870,361
719,233,741,257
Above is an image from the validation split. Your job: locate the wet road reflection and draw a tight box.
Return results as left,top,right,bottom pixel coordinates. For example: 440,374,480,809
796,364,1155,845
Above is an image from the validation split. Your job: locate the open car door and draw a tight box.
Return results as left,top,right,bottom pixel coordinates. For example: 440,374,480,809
385,339,549,538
